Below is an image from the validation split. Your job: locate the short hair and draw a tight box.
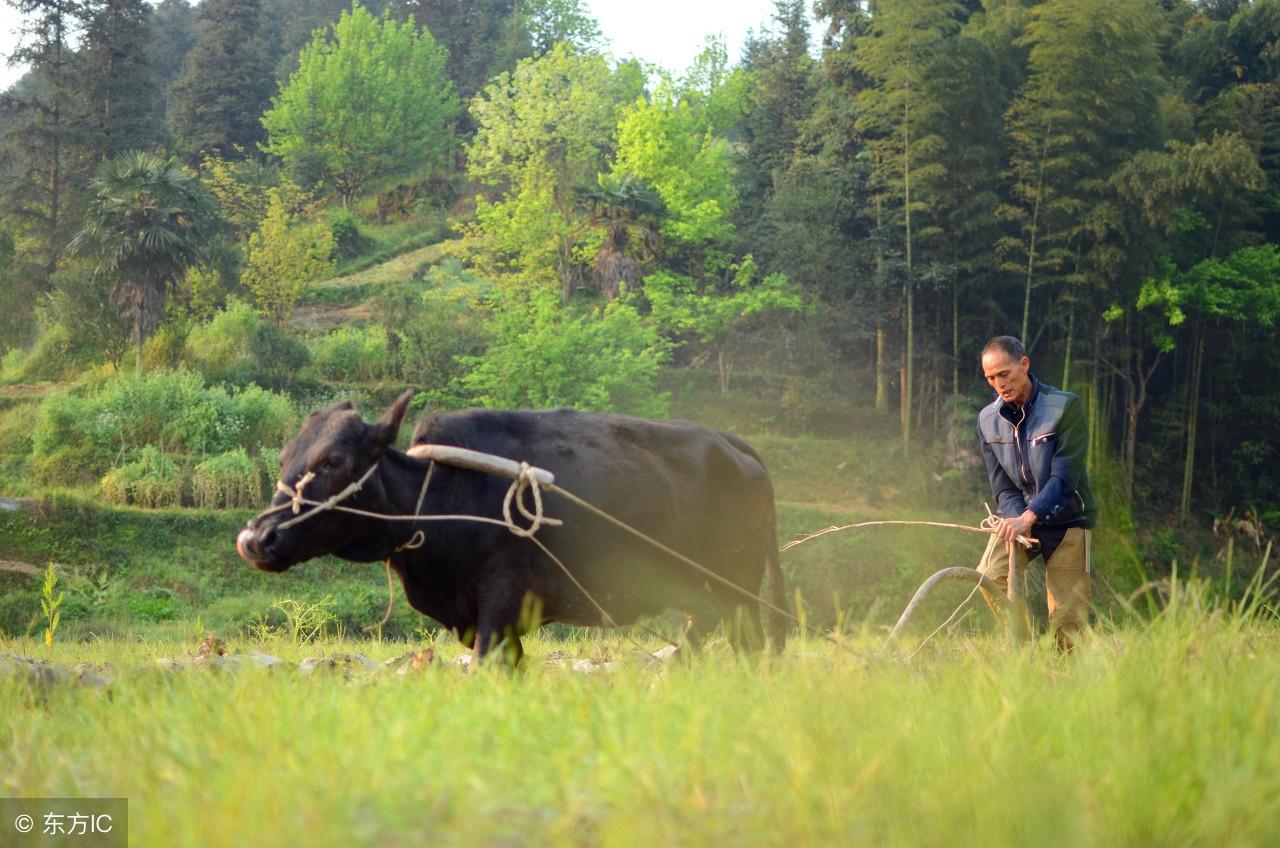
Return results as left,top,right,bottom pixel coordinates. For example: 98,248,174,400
982,335,1026,360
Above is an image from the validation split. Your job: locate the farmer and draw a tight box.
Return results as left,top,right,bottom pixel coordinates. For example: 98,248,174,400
977,335,1097,650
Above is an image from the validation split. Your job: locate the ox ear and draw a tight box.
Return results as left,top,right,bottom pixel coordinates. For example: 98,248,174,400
371,390,416,452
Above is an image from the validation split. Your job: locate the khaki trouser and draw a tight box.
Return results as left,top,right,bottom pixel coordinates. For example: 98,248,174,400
977,527,1092,650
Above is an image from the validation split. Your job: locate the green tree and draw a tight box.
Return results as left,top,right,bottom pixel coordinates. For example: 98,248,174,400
261,4,459,207
1000,0,1165,346
467,43,631,300
645,255,805,393
69,151,216,374
522,0,602,55
1,0,86,279
240,188,335,324
388,0,527,106
574,172,664,299
612,74,740,252
75,0,160,162
855,0,961,458
168,0,274,159
459,285,671,417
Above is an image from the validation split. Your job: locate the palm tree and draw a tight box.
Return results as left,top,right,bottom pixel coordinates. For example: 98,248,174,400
70,151,215,374
575,172,665,300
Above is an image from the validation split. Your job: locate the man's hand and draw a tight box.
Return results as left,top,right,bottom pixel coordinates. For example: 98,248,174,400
997,509,1037,543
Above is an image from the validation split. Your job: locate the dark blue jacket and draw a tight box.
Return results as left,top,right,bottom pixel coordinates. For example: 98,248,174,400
977,375,1096,529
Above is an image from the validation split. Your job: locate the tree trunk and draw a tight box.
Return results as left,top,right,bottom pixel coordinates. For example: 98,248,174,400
133,311,144,376
951,281,959,396
1179,328,1205,522
1062,305,1074,389
902,94,914,460
1021,128,1050,345
875,326,889,412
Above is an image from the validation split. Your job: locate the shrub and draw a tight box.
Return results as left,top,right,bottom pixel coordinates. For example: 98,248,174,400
193,448,263,509
458,286,670,417
100,446,185,508
31,371,298,485
328,207,369,259
307,324,393,383
183,299,310,389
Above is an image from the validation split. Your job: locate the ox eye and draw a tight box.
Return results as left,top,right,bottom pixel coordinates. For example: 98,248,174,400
323,455,343,471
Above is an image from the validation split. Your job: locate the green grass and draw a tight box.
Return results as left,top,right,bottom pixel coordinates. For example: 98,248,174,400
2,597,1278,847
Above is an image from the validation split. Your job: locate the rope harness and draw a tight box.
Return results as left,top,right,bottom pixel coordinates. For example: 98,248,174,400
254,446,1034,651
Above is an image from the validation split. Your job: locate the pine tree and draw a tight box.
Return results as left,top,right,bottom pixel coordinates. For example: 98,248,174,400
168,0,275,160
76,0,161,162
1,0,86,279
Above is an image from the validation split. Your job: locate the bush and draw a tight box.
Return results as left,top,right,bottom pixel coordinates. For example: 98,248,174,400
307,324,394,383
31,371,298,485
193,448,263,509
100,446,185,508
183,299,310,389
328,207,369,259
457,287,670,417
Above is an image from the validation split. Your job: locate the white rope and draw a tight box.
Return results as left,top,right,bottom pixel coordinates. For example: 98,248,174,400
502,461,563,538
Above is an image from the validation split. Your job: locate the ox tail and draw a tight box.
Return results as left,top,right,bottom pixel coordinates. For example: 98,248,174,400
765,533,788,648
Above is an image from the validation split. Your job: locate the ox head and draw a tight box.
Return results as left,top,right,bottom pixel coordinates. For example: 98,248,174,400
236,390,415,572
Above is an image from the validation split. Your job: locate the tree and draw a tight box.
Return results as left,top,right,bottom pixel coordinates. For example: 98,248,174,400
261,4,459,207
75,0,161,161
1,0,86,279
387,0,527,106
855,0,962,458
574,172,664,299
467,43,631,300
645,255,805,393
168,0,275,159
611,77,739,251
1000,0,1165,346
240,188,335,324
70,151,216,374
522,0,602,55
738,0,817,260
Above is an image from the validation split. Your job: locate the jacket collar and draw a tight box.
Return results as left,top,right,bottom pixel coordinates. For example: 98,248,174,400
996,373,1040,425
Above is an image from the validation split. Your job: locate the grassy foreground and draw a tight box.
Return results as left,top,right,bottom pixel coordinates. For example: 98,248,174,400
3,594,1278,847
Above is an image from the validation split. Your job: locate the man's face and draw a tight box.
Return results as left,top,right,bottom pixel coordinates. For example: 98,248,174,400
982,350,1032,406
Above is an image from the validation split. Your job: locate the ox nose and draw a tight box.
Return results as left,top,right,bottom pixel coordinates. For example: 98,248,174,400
235,525,276,562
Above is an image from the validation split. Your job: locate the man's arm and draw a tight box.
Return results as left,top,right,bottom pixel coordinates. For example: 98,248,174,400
1026,395,1087,524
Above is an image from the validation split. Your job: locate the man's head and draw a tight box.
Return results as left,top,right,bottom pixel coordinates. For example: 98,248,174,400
981,336,1033,406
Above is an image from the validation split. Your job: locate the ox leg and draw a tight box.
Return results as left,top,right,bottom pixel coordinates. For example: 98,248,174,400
473,591,526,668
721,600,766,653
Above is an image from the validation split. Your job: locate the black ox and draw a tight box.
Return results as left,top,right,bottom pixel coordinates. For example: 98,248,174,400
236,391,785,662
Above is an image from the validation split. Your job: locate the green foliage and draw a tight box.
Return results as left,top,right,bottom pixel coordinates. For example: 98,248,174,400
307,325,394,383
240,189,336,323
327,208,368,260
611,56,743,249
467,43,626,295
521,0,602,55
645,256,806,346
183,299,311,389
458,286,670,416
69,151,219,374
31,370,297,485
100,445,185,508
193,448,265,509
197,150,311,243
41,562,63,647
168,0,275,158
262,4,460,206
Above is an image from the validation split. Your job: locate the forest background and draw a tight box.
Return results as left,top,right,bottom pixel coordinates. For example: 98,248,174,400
0,0,1277,637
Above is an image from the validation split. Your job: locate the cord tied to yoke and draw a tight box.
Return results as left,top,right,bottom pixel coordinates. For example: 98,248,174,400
501,461,563,538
